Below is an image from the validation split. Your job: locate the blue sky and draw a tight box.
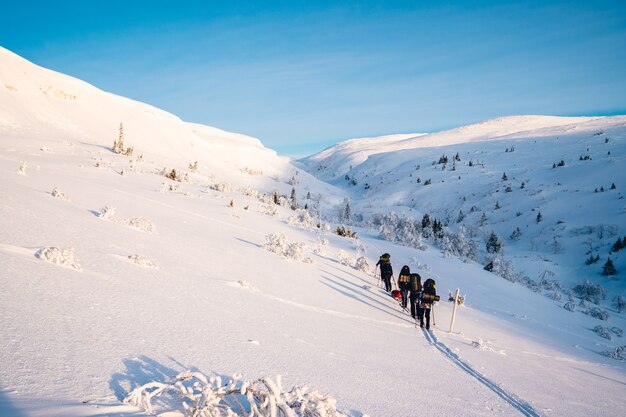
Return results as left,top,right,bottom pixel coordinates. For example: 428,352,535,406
2,1,625,157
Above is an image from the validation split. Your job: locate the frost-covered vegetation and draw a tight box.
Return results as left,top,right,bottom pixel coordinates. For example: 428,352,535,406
125,371,349,417
35,247,81,270
262,233,312,263
125,217,156,233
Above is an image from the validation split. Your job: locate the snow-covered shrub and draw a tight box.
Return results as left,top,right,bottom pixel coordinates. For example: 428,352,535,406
354,256,370,273
239,185,261,198
546,291,562,302
188,161,198,173
563,302,576,312
601,346,626,361
128,254,158,269
164,168,188,182
262,233,312,263
312,237,329,255
263,203,278,217
485,256,516,282
96,206,117,222
336,250,351,266
285,242,312,263
594,325,612,340
242,166,263,176
51,187,69,201
573,280,607,304
611,326,623,338
585,307,610,321
335,226,357,238
614,295,626,313
35,247,80,270
125,217,156,233
125,371,348,417
448,290,465,305
288,209,314,229
18,161,27,175
210,182,232,192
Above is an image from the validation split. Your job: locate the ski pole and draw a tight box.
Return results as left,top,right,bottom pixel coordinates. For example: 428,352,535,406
432,304,436,327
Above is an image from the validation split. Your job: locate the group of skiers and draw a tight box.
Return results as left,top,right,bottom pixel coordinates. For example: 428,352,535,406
375,253,437,330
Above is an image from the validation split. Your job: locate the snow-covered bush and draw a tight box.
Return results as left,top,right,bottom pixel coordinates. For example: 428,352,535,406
563,302,576,312
128,254,158,269
336,250,351,266
485,256,516,282
262,233,312,263
312,237,329,255
585,307,610,321
263,203,278,217
210,182,232,192
51,187,69,201
18,161,27,175
611,326,624,338
96,206,117,222
35,247,80,270
614,295,626,313
164,168,188,182
594,325,612,340
288,209,314,229
354,256,370,273
124,371,348,417
242,167,263,176
125,217,156,233
573,280,607,304
601,346,626,361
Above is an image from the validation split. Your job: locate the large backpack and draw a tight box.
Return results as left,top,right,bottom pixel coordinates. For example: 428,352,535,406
410,273,422,293
398,265,410,284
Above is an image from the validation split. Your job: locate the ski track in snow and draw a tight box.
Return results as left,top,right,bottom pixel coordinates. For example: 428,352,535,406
423,328,543,417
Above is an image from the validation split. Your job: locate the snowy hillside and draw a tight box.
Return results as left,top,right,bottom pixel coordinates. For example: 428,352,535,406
299,115,626,287
1,46,626,417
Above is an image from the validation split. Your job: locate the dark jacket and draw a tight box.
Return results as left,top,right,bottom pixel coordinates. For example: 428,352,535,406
376,259,393,277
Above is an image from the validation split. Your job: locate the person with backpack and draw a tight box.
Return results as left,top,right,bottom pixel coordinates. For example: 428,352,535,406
417,278,437,330
376,253,393,292
397,265,411,308
408,273,422,319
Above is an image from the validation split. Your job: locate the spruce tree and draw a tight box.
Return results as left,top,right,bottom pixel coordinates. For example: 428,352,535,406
486,231,502,254
602,258,617,276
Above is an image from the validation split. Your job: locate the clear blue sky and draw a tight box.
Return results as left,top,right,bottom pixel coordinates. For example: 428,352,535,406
2,1,625,157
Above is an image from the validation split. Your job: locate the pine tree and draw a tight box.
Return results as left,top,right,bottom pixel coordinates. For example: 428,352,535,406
602,258,617,276
456,210,465,223
614,295,626,313
112,123,125,154
611,182,616,190
290,187,297,210
536,211,543,223
502,172,508,181
486,231,502,254
612,237,624,253
495,201,501,210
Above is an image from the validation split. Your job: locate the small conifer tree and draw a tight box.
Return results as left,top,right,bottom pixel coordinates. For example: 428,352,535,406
602,258,617,276
502,172,508,181
486,231,502,254
536,211,543,223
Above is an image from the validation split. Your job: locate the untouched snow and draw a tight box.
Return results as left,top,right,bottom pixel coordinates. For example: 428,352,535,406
1,46,626,417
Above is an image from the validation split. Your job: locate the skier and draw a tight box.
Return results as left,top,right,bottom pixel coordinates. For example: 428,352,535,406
376,253,393,292
417,278,437,330
397,265,411,308
408,273,422,319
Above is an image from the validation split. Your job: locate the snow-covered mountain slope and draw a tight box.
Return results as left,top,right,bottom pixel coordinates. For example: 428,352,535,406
1,47,626,417
299,116,626,287
299,115,606,182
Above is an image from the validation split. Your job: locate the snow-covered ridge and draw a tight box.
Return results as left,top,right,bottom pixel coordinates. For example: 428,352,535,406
299,114,626,181
0,45,288,186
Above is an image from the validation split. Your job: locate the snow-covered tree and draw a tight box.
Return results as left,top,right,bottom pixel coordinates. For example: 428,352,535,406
602,258,617,276
510,227,522,241
486,231,503,254
613,295,626,313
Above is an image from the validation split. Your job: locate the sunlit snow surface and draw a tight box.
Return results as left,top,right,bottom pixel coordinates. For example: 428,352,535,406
1,46,625,417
